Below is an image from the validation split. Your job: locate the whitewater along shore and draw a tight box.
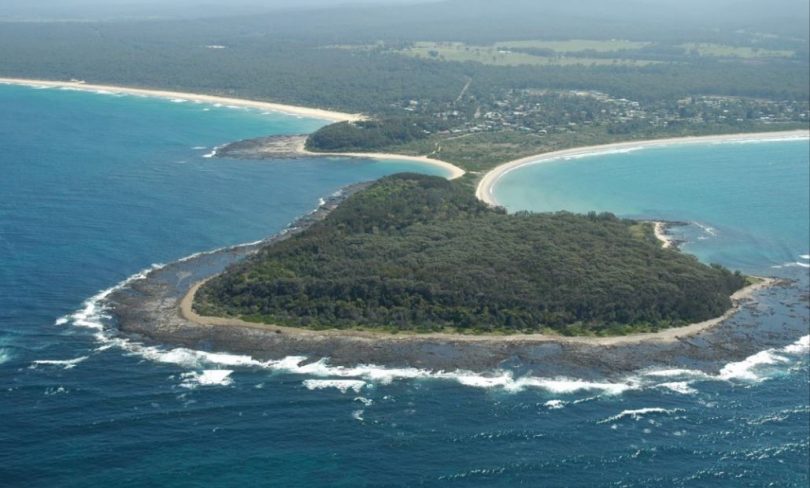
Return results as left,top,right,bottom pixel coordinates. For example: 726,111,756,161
475,130,810,206
0,77,363,123
109,195,798,376
211,134,466,180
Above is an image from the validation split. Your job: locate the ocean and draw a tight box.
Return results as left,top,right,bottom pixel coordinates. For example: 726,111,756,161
1,84,808,487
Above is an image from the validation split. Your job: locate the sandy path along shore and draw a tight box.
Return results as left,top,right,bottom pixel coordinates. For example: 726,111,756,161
475,130,810,206
0,77,364,123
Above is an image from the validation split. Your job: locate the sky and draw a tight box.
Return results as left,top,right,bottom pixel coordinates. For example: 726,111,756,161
0,0,437,21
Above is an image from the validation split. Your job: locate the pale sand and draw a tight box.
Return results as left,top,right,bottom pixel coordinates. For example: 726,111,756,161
475,130,810,206
305,150,466,180
2,77,466,179
180,277,776,346
0,77,364,123
283,136,466,180
653,221,675,249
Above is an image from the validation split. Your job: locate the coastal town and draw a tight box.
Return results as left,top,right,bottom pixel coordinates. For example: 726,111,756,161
400,88,809,138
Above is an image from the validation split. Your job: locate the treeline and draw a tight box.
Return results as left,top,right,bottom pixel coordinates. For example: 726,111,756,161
196,174,747,335
0,19,806,115
306,118,450,152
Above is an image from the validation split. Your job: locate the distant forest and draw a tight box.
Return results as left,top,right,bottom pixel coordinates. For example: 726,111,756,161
0,1,808,113
196,174,748,335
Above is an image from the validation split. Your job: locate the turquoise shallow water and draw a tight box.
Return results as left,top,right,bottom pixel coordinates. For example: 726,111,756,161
493,140,810,275
1,84,808,486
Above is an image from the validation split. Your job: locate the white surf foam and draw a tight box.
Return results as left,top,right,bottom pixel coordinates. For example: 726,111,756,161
60,242,809,398
657,382,698,395
303,379,366,393
711,136,810,145
180,369,233,388
692,221,718,237
31,356,88,370
718,335,808,382
544,399,566,410
800,254,810,260
54,317,69,326
599,407,683,424
354,396,374,407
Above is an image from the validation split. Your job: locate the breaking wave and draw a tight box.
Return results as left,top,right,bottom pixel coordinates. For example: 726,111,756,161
180,370,233,388
57,252,809,394
598,407,684,424
30,356,88,370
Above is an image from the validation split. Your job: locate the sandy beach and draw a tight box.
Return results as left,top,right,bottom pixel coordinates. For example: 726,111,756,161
475,130,810,206
2,77,467,179
266,134,466,180
653,221,675,249
0,77,364,123
180,275,776,347
304,149,466,180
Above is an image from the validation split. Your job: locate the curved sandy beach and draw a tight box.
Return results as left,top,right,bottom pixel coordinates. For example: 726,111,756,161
180,276,776,346
0,77,364,123
475,130,810,206
1,77,466,179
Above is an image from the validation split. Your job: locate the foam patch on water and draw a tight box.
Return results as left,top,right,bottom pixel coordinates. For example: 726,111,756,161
544,399,566,410
303,379,366,393
54,317,70,326
599,407,684,424
693,221,718,237
180,370,233,388
657,382,698,395
31,356,88,370
773,261,810,269
354,396,374,407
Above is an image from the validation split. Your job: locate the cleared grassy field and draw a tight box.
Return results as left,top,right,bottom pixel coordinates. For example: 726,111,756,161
494,39,649,52
681,43,794,58
401,41,654,66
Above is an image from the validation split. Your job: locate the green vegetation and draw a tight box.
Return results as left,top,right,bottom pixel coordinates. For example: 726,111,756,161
195,174,748,335
1,1,806,176
494,39,651,52
395,41,655,67
681,43,795,59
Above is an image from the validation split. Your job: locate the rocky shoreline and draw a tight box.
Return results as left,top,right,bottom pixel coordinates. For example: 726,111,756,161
214,135,310,160
107,188,806,377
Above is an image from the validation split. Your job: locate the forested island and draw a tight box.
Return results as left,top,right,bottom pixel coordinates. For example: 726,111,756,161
194,174,748,336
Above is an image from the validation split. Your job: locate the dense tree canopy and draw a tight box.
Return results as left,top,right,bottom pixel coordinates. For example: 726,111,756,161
196,174,747,335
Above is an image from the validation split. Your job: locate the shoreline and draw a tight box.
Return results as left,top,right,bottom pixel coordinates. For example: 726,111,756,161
299,141,466,180
475,130,810,206
0,77,364,123
212,134,467,180
653,221,676,249
1,78,467,179
180,274,777,346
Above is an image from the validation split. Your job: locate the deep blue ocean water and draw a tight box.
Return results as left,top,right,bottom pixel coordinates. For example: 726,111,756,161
1,84,808,487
